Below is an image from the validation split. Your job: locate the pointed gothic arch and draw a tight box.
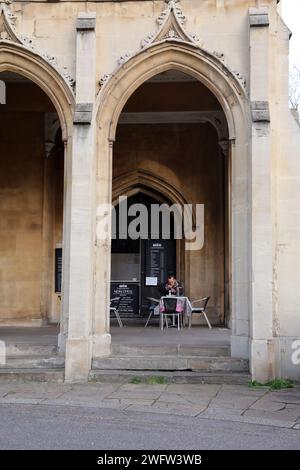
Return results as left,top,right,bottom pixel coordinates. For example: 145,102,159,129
96,41,248,142
0,36,75,348
93,32,252,362
0,41,74,139
112,169,191,211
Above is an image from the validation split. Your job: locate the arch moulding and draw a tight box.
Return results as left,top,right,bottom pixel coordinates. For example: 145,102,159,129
0,36,75,356
0,41,74,140
112,170,189,208
93,32,252,363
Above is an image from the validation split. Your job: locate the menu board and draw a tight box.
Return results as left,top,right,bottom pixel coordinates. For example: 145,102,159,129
55,248,62,293
110,282,139,316
145,240,167,285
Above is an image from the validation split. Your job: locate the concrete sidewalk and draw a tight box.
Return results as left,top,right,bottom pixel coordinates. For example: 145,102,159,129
0,381,300,431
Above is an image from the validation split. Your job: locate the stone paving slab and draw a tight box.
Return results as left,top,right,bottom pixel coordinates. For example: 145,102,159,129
221,384,268,396
200,406,244,419
0,384,17,398
3,383,71,400
107,388,164,401
268,392,300,405
58,384,118,399
126,402,206,417
209,396,260,410
102,398,156,407
166,383,220,394
156,392,211,406
244,408,300,422
249,399,287,412
285,403,300,412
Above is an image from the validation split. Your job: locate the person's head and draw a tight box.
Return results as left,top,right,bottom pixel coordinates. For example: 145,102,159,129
167,274,177,286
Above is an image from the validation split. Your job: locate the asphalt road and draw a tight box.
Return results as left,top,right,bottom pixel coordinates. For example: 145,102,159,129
0,403,300,450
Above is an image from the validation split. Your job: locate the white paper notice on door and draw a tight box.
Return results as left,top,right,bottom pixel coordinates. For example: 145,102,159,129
145,277,158,286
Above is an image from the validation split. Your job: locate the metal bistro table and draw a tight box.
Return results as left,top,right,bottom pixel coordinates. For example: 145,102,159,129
155,296,193,329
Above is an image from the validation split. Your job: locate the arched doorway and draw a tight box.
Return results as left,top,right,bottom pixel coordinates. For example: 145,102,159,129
108,69,228,344
0,71,63,325
111,191,177,321
94,41,250,365
0,43,74,360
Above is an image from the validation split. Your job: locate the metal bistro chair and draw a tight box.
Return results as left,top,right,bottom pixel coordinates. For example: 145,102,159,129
144,297,160,328
189,296,212,329
110,297,123,328
160,297,183,331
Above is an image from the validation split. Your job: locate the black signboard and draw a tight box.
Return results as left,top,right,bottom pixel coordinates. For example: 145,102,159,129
144,240,169,285
110,282,139,316
55,248,62,293
140,239,176,313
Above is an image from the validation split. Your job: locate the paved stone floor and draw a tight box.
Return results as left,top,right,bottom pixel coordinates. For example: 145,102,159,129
0,381,299,431
0,326,59,346
0,381,300,449
0,325,231,350
111,326,230,349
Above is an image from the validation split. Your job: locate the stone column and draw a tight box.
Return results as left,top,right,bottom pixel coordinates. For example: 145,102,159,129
93,139,113,358
249,8,275,382
0,79,5,104
64,13,96,382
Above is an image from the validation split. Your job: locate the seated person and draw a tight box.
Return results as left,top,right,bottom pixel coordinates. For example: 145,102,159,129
159,274,183,296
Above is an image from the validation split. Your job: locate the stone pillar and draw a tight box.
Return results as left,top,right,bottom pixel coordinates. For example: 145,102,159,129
93,139,113,358
0,79,5,104
64,13,96,382
249,8,275,382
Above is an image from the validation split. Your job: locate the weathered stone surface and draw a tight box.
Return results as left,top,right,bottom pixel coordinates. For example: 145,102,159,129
249,8,269,27
251,101,270,122
73,102,93,124
0,0,300,385
76,15,96,32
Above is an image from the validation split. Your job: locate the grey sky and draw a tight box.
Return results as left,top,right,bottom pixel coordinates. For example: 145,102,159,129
281,0,300,68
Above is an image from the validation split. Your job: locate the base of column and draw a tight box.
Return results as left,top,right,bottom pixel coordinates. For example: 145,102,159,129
231,334,250,359
58,331,67,354
251,339,276,383
93,333,111,357
65,337,92,383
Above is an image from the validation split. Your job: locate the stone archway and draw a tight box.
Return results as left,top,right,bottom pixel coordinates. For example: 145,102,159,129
112,169,191,306
112,169,191,214
0,41,74,140
0,40,75,352
93,40,251,364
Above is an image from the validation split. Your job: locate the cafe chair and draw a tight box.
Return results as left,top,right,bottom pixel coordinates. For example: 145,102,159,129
160,297,183,331
189,296,211,329
144,297,160,328
110,297,123,328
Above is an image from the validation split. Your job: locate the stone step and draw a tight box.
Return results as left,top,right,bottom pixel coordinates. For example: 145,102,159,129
111,344,230,357
0,369,65,383
5,343,57,357
0,355,65,369
89,369,251,385
92,355,248,372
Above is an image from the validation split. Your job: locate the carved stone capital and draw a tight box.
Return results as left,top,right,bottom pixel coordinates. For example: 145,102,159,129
251,101,270,123
249,8,269,27
76,13,96,32
73,102,93,125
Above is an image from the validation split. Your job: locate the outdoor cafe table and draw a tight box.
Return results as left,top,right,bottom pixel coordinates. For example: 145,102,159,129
154,296,192,327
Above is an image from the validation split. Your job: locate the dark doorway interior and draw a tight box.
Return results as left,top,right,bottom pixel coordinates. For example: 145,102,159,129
111,193,176,318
